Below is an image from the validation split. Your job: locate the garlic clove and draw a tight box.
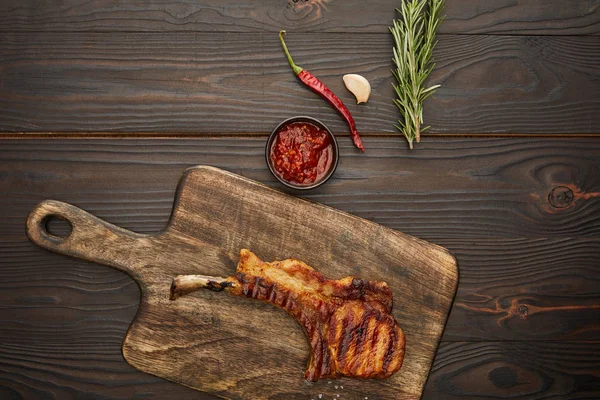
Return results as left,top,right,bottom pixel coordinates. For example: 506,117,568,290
343,74,371,104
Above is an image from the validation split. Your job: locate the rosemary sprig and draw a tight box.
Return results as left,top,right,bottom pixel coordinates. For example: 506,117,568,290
390,0,444,149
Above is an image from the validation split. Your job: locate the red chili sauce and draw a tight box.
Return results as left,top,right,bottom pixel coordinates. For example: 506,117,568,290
270,121,334,185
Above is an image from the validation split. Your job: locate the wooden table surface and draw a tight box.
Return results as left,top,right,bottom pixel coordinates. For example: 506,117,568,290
1,1,599,399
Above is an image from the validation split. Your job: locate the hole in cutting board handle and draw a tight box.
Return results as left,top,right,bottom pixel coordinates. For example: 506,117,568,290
42,215,73,241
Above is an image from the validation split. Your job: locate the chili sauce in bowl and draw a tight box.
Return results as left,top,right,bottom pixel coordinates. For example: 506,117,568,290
266,116,339,190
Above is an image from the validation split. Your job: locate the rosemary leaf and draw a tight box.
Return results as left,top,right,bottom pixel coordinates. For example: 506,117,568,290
390,0,445,149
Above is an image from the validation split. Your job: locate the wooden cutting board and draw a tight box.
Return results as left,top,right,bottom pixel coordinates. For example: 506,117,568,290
26,166,458,400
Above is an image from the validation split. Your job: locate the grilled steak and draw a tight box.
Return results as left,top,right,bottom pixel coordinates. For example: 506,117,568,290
170,249,405,381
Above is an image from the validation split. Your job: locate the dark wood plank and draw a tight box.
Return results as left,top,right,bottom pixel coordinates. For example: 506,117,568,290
423,341,600,400
1,33,598,134
0,0,597,35
0,236,205,399
441,238,600,341
1,138,599,239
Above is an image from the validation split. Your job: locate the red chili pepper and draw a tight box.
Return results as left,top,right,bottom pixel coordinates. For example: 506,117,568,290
279,31,364,152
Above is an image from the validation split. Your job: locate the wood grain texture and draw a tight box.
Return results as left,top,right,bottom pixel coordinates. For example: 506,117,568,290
24,167,457,400
0,0,597,35
1,138,599,239
440,238,600,341
1,33,598,134
423,341,600,400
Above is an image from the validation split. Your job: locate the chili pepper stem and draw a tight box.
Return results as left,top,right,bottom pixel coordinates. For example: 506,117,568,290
279,31,304,76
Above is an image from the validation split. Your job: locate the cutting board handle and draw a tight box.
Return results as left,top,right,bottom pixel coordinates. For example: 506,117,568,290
27,200,145,274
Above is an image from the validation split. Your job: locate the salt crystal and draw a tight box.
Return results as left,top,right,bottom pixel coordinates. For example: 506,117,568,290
318,395,322,399
335,385,339,389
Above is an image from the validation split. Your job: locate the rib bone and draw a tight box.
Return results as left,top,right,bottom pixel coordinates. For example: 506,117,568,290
170,274,235,300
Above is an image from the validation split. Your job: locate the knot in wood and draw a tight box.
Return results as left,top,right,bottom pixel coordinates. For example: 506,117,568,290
488,366,519,389
518,304,528,318
548,186,574,208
